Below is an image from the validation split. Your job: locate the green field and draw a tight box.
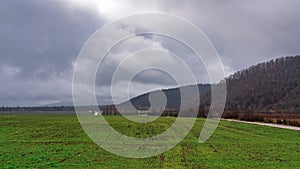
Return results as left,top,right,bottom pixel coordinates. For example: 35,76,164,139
0,114,299,169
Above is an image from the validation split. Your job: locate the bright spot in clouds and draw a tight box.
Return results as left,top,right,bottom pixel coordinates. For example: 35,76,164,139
97,0,124,18
68,0,159,20
68,0,129,19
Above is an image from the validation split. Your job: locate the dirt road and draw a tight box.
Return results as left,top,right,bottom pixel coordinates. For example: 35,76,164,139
222,119,300,131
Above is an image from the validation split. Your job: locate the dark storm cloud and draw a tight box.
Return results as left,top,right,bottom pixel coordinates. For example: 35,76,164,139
0,0,103,105
0,0,102,79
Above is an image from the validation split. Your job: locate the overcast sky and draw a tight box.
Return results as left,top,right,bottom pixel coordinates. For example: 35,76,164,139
1,0,300,106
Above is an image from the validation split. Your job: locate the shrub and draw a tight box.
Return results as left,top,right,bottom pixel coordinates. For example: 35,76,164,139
238,113,264,122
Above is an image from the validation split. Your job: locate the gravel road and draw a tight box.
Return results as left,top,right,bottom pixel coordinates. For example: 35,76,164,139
222,119,300,131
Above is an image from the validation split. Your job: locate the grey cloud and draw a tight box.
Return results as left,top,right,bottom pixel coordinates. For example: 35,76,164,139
1,0,300,106
129,0,300,71
0,0,102,79
0,0,103,106
167,0,300,70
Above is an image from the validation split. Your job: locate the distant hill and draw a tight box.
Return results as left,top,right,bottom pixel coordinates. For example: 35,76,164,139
126,84,211,110
120,55,300,114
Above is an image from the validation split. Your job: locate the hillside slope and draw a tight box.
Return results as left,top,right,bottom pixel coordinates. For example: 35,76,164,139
122,55,300,114
226,56,300,113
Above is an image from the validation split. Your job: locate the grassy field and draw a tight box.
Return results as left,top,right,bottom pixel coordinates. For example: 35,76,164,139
0,114,299,169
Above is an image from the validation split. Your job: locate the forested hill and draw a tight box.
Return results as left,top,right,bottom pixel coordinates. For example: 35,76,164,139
125,55,300,114
226,55,300,113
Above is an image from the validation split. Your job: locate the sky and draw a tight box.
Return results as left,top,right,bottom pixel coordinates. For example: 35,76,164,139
1,0,300,106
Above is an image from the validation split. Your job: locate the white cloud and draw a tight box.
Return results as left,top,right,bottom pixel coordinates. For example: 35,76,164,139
66,0,161,20
1,64,21,76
